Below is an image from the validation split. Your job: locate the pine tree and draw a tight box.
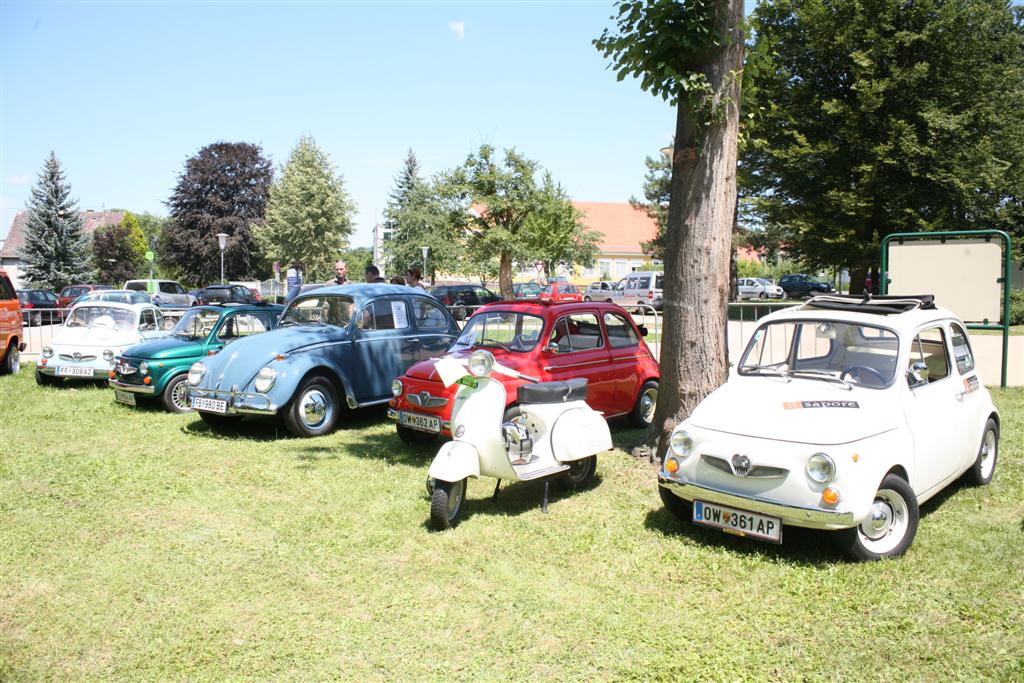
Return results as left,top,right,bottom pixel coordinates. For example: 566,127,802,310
18,152,94,289
257,136,354,281
387,149,423,212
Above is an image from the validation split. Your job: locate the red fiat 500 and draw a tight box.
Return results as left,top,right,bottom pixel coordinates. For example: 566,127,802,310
388,300,660,441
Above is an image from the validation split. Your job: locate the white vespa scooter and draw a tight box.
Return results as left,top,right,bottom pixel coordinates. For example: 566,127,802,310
427,350,613,530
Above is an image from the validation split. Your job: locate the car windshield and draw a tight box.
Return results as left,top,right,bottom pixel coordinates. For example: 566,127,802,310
450,311,545,353
739,320,899,388
171,309,222,340
66,306,136,330
280,295,353,327
78,291,150,305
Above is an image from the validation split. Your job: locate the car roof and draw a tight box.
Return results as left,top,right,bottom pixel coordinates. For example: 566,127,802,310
476,299,630,316
72,300,153,311
191,303,283,314
762,295,962,334
300,282,437,303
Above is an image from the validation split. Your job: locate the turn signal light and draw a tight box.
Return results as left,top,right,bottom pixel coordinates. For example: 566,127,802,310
40,359,47,366
143,376,152,385
665,457,680,474
108,371,116,379
275,354,286,361
822,487,841,506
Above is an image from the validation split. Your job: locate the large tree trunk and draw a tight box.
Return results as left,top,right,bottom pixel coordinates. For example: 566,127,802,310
498,254,514,299
646,0,745,457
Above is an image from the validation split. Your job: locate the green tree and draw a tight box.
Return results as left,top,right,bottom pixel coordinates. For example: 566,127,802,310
258,136,355,282
523,173,601,277
385,179,463,284
596,0,746,453
630,148,671,259
93,211,147,284
743,0,1024,290
18,152,94,289
388,149,423,210
163,142,273,286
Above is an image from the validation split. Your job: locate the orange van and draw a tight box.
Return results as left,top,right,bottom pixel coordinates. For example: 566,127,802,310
0,269,25,374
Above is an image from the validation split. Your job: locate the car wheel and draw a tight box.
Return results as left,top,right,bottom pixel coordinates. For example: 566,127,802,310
430,478,467,530
584,295,591,302
758,292,767,299
658,484,693,521
161,374,193,414
35,369,62,386
397,424,436,444
837,474,919,561
1,342,19,375
628,380,658,428
198,411,242,428
557,455,597,491
284,374,339,437
967,418,999,486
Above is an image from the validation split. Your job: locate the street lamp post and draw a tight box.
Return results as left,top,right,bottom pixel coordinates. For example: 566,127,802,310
216,233,228,284
421,245,430,285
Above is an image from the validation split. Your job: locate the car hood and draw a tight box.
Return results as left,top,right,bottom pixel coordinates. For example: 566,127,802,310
50,325,143,349
688,377,903,445
122,336,203,360
403,347,534,382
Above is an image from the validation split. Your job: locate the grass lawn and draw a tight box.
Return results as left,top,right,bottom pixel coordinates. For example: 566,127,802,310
2,367,1022,680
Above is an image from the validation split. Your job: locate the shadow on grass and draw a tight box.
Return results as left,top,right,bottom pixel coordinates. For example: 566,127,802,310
178,404,393,443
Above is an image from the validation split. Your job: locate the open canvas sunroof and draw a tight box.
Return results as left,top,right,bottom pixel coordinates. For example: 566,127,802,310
803,294,936,315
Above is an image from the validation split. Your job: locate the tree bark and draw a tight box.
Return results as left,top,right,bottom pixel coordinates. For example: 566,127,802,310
646,0,745,457
498,254,514,299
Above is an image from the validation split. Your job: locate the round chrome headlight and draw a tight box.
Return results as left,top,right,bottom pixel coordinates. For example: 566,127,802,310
42,346,53,359
187,362,206,386
139,361,150,375
254,366,277,393
102,349,114,362
806,453,836,484
391,379,403,397
669,429,694,458
468,350,495,377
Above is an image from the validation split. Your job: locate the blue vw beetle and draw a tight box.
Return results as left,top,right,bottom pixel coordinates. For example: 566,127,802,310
186,284,461,437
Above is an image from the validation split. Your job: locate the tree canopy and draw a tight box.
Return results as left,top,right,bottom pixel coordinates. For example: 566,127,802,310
18,152,94,289
258,136,355,282
93,211,146,284
162,142,273,285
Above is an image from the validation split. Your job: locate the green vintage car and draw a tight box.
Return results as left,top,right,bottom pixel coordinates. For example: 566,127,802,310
110,303,284,412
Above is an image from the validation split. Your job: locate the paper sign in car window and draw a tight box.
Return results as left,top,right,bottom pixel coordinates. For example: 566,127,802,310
391,301,409,329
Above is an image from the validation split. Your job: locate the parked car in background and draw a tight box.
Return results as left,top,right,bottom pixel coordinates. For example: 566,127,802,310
36,301,168,385
738,277,785,300
198,284,260,305
512,282,542,300
17,289,64,326
779,274,836,299
283,283,326,305
124,279,197,307
428,284,500,320
70,289,153,307
611,271,664,311
187,284,461,437
0,269,24,375
584,281,615,301
540,282,583,303
389,299,660,441
658,294,999,561
111,303,284,413
58,284,113,308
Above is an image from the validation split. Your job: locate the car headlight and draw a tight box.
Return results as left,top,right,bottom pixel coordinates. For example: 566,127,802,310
102,349,114,362
806,453,836,484
468,350,495,377
188,362,205,386
139,361,149,375
669,429,694,458
254,366,277,393
392,379,403,397
42,346,53,359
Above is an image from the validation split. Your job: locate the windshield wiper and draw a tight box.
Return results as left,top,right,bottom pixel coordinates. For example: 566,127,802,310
742,364,791,380
479,337,511,351
789,369,852,389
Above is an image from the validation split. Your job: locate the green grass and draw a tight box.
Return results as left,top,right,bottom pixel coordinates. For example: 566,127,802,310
2,368,1022,681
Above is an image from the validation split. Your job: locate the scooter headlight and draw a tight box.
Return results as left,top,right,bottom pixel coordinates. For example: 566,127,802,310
806,453,836,484
468,350,495,377
669,429,694,458
188,362,206,386
254,366,277,393
391,379,403,397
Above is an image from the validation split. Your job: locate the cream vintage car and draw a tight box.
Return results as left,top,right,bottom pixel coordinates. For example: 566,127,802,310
658,295,999,561
36,301,168,385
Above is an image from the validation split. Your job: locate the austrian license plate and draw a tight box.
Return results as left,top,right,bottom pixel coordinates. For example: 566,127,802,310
114,389,136,406
56,366,94,377
399,411,441,433
192,396,228,414
693,500,782,544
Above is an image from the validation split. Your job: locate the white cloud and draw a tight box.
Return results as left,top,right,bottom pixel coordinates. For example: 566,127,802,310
6,174,30,185
448,20,466,40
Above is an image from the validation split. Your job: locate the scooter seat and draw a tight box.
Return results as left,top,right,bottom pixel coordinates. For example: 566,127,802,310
517,378,588,405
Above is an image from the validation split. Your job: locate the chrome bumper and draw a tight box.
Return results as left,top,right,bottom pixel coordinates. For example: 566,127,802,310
188,387,278,416
108,379,156,395
658,476,855,530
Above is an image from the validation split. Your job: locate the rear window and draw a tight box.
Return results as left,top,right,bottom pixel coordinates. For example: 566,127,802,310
655,275,664,289
27,291,57,303
125,282,147,292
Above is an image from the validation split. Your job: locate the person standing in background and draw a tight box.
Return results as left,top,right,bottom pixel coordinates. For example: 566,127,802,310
406,267,426,290
328,260,348,285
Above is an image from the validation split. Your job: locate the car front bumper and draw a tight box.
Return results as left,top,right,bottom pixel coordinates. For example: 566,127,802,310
187,386,278,416
36,363,110,379
658,475,855,530
109,379,157,395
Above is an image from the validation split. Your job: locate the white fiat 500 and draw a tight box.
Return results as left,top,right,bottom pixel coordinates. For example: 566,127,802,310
36,301,167,385
659,295,999,561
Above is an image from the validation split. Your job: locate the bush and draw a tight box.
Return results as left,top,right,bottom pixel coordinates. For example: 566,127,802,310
1009,289,1024,325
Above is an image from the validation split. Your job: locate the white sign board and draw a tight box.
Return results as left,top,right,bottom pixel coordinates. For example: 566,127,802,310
888,240,1002,322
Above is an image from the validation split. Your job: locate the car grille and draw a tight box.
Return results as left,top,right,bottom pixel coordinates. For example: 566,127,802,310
407,391,449,408
59,354,97,362
701,454,788,479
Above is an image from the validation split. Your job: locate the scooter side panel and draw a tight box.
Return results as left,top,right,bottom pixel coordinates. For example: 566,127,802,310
428,440,482,483
550,405,613,461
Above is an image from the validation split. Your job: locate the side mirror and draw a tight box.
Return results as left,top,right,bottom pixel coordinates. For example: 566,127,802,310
638,325,649,337
545,343,560,355
907,361,929,387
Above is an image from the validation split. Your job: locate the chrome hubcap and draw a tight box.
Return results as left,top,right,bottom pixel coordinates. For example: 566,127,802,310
640,387,658,423
171,381,191,410
858,489,908,553
865,502,892,538
300,389,331,428
447,482,463,518
980,430,996,477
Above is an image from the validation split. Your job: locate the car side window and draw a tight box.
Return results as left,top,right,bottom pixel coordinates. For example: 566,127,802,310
548,313,603,353
358,299,410,331
949,323,975,375
604,312,639,348
909,327,950,383
139,309,158,331
159,282,175,294
638,274,650,288
413,299,450,330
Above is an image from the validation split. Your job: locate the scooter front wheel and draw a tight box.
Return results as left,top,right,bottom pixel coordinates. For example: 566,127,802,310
557,455,597,491
430,479,468,530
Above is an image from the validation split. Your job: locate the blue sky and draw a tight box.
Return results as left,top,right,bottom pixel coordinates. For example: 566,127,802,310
0,1,723,249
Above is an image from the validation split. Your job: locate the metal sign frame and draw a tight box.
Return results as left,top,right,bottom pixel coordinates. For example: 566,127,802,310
880,229,1012,388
